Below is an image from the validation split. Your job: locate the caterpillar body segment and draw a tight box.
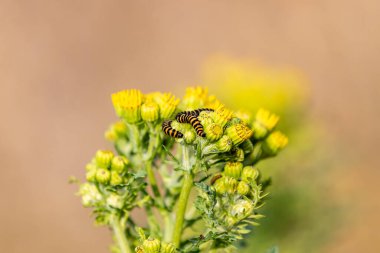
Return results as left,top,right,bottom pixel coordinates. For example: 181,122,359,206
162,120,183,138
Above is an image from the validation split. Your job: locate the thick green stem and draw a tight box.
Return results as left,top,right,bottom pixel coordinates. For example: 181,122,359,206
172,145,193,247
111,214,132,253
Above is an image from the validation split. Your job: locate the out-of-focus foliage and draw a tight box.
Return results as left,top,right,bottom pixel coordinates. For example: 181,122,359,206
200,55,338,253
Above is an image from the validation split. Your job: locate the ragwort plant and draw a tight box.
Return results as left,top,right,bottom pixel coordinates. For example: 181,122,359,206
76,87,288,253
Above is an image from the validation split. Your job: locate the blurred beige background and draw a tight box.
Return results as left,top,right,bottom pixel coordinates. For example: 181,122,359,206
0,1,379,252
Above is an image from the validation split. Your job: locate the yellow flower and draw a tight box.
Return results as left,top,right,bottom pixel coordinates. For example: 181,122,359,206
256,108,279,130
111,89,143,123
213,105,234,127
141,100,160,122
152,92,179,119
225,123,253,146
182,86,209,110
264,131,288,155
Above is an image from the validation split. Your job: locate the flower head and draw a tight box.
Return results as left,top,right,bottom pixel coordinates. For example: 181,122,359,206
141,100,160,122
264,131,288,155
225,123,253,146
111,89,143,123
213,105,234,128
152,92,179,119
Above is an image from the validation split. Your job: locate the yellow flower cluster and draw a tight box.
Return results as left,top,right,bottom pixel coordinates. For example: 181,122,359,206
111,89,180,123
181,86,222,110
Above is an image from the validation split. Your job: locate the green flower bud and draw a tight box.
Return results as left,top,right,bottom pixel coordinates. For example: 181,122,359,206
237,181,250,195
86,168,97,182
231,199,254,220
213,105,233,127
96,168,111,184
224,162,243,179
264,131,288,156
225,123,253,146
141,101,160,122
215,135,233,152
110,171,123,186
240,139,254,154
106,193,123,209
95,150,114,168
111,156,128,173
111,89,143,123
205,123,223,142
184,130,196,144
143,238,161,253
252,121,268,139
79,183,102,207
241,166,259,182
160,242,176,253
224,176,238,194
234,148,245,162
213,178,227,195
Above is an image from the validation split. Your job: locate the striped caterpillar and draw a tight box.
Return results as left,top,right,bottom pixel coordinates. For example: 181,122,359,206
175,108,214,137
162,120,183,138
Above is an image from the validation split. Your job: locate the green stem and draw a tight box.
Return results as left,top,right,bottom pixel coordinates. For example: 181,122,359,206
146,162,162,200
172,145,194,247
111,214,132,253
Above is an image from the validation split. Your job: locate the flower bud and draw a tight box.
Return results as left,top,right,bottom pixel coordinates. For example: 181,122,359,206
86,168,97,182
215,135,233,152
213,178,227,195
96,168,111,184
143,238,161,253
95,150,114,168
240,140,254,154
237,181,250,195
241,166,259,182
106,193,123,209
231,199,254,220
225,123,253,146
264,131,288,155
183,130,196,144
213,105,233,127
224,177,238,194
252,108,279,139
110,171,123,186
205,123,223,142
154,93,179,119
111,156,128,173
224,162,243,179
141,101,160,122
160,242,176,253
111,89,143,123
234,148,245,162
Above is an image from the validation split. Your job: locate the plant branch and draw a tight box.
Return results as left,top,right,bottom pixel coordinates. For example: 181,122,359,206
172,145,194,247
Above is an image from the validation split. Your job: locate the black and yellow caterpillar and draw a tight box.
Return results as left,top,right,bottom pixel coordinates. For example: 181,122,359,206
175,108,214,121
175,108,214,137
162,120,183,138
